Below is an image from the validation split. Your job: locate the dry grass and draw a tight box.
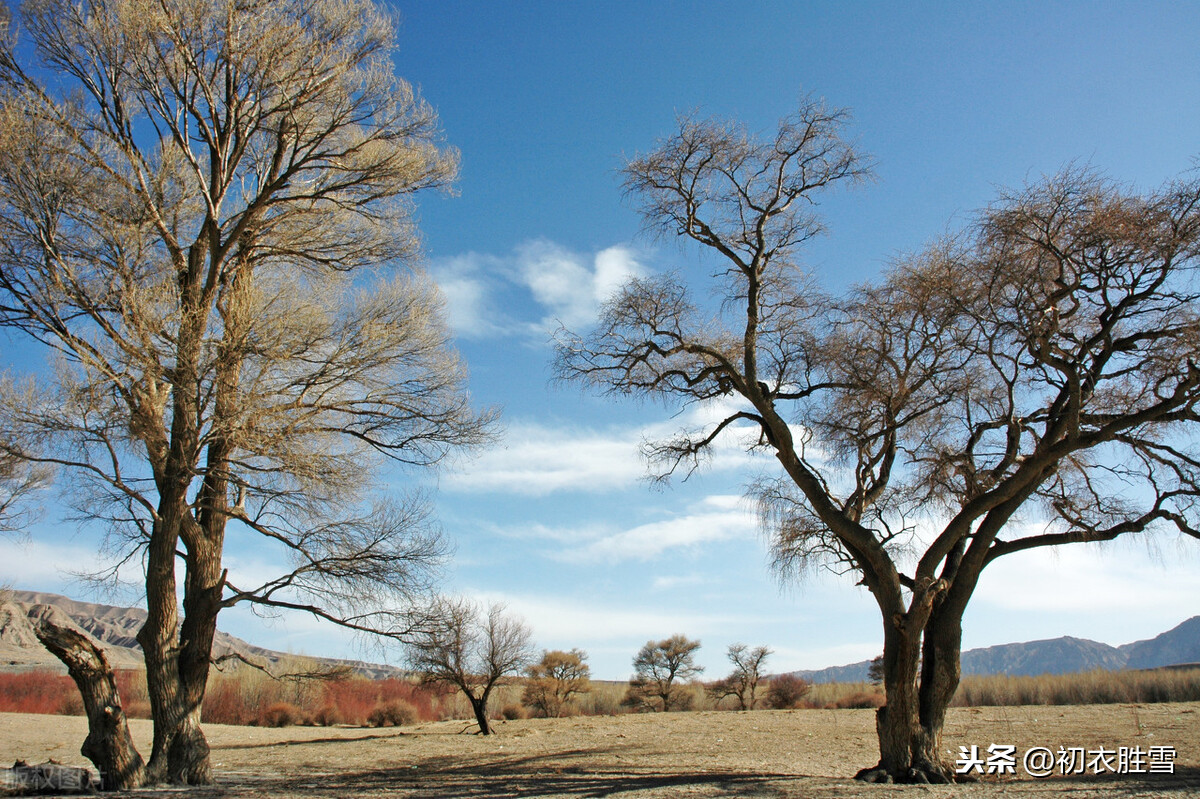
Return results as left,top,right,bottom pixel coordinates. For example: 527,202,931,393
3,703,1199,798
953,667,1200,707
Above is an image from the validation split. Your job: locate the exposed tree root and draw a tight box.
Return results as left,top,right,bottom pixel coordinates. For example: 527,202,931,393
854,760,954,785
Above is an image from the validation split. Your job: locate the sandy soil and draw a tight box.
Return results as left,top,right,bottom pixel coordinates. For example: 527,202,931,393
2,703,1199,797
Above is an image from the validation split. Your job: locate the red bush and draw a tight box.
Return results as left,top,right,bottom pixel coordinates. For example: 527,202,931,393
319,678,440,726
0,667,444,727
0,670,81,715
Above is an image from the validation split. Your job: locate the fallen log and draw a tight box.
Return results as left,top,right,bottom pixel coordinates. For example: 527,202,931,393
0,759,97,796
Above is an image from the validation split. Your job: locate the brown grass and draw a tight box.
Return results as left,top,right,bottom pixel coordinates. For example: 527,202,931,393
953,667,1200,707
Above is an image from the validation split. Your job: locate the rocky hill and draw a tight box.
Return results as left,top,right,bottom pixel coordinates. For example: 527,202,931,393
0,590,406,679
793,615,1200,683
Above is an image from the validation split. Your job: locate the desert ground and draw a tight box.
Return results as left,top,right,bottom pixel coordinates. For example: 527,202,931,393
2,703,1199,798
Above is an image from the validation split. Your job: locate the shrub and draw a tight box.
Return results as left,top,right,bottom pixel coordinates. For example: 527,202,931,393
367,699,418,727
0,670,79,715
311,704,344,726
257,702,301,728
834,690,885,709
766,674,812,709
500,703,528,720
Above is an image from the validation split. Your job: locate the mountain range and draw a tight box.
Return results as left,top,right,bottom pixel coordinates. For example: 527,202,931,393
0,590,405,679
2,590,1197,682
792,616,1200,683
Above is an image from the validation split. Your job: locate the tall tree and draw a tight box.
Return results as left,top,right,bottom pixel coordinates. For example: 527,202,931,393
626,634,703,712
405,598,534,735
0,0,492,784
558,99,1200,782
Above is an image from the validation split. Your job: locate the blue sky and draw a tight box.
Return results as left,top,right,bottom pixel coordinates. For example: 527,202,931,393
4,1,1200,680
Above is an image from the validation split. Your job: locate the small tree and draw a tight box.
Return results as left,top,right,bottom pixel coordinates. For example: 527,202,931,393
522,649,591,718
766,674,812,709
868,656,885,686
727,643,771,710
405,598,534,735
626,634,703,712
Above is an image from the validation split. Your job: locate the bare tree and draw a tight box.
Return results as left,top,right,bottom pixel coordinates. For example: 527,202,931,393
626,634,703,712
558,99,1200,782
0,0,492,784
709,643,770,710
406,598,534,735
522,648,591,718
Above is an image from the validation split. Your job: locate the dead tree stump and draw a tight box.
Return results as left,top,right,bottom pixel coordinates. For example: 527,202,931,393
28,605,146,790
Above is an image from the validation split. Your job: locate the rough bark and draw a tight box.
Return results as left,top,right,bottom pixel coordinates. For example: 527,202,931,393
470,694,492,736
28,606,146,790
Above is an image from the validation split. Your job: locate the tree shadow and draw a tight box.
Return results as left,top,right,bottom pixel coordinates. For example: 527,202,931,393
211,730,406,751
307,751,794,798
1050,764,1200,792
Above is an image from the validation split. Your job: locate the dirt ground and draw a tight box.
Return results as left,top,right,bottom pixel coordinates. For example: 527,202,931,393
2,703,1199,798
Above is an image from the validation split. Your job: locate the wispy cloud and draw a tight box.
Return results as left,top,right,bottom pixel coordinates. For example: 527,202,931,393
428,239,648,340
467,589,747,644
652,574,710,591
558,495,756,564
444,399,768,497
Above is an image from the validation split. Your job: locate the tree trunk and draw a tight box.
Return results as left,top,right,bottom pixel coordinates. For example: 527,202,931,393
138,508,191,785
29,605,146,790
139,510,220,784
854,613,958,784
470,695,492,735
855,609,964,784
915,607,964,777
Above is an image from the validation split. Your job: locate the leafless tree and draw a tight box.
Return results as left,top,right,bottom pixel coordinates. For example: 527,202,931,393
522,648,591,718
708,643,770,710
405,597,534,735
0,0,493,784
626,634,703,712
557,99,1200,782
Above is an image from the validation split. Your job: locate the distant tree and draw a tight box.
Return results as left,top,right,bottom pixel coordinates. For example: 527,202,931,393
523,649,591,718
558,98,1200,781
765,673,812,710
707,643,771,710
626,634,703,712
868,656,885,686
0,0,491,784
406,598,534,735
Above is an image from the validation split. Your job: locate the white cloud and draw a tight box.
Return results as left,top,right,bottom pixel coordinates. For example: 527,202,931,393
428,252,517,339
556,495,757,564
443,420,646,495
0,537,144,596
428,239,648,340
516,240,647,329
972,534,1200,616
445,401,768,497
651,574,709,591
